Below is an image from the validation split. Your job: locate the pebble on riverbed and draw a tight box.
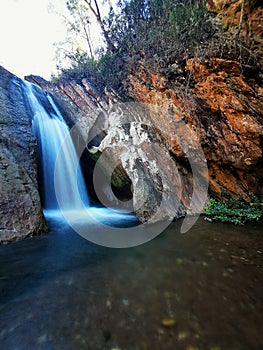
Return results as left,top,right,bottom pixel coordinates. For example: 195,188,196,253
161,318,176,327
178,330,189,340
186,346,198,350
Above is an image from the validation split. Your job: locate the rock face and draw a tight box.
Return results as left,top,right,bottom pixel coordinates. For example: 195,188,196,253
0,66,48,243
26,76,199,222
87,102,195,222
25,0,263,224
25,76,188,222
126,57,263,202
26,59,263,224
28,52,263,224
206,0,263,65
186,58,263,198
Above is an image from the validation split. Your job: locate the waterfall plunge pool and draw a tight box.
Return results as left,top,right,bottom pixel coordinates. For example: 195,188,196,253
0,217,262,350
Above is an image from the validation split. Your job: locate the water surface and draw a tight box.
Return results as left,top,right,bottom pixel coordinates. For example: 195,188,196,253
0,217,262,350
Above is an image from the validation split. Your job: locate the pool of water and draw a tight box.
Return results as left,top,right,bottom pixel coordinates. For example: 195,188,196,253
0,216,262,350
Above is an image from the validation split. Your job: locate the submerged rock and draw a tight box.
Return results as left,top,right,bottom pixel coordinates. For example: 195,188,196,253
161,318,176,327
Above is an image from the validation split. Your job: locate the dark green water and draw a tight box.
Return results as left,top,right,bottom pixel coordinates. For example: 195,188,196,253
0,217,262,350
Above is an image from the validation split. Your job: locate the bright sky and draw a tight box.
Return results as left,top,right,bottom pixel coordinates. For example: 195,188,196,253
0,0,67,79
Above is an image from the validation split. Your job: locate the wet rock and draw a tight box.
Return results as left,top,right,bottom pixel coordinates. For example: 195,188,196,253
0,66,48,243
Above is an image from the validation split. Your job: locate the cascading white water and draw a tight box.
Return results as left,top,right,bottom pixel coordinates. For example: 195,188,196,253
23,80,140,247
24,81,89,211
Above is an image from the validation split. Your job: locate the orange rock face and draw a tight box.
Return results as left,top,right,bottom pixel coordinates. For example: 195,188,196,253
206,0,263,64
125,56,263,201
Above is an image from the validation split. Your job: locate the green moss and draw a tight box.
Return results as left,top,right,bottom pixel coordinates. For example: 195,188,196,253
204,197,263,225
90,152,131,188
111,167,129,188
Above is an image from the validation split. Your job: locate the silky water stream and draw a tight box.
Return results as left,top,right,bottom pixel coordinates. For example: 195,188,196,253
0,82,262,349
23,81,136,229
0,218,262,350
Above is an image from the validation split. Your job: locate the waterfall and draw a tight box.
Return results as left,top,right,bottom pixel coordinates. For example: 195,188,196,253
23,80,140,247
24,81,89,212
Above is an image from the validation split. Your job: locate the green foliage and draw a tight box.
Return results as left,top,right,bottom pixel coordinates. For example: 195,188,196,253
204,197,263,225
55,0,217,92
54,50,94,81
55,0,262,94
105,0,215,69
57,0,260,95
54,49,125,93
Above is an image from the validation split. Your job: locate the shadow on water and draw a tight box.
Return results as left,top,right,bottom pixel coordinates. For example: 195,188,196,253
0,217,262,350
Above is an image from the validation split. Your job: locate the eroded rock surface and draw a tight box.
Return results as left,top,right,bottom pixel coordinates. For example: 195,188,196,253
26,51,263,223
0,66,48,243
24,1,263,224
126,57,263,202
87,103,196,222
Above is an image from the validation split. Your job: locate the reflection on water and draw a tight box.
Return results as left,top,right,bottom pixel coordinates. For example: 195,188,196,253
44,207,139,228
0,217,262,350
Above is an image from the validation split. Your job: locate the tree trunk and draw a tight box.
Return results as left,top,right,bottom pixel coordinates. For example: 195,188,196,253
84,0,116,52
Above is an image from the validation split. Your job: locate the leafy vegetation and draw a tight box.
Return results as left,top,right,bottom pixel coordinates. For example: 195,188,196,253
204,197,263,225
53,0,261,96
105,0,215,65
53,0,218,92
